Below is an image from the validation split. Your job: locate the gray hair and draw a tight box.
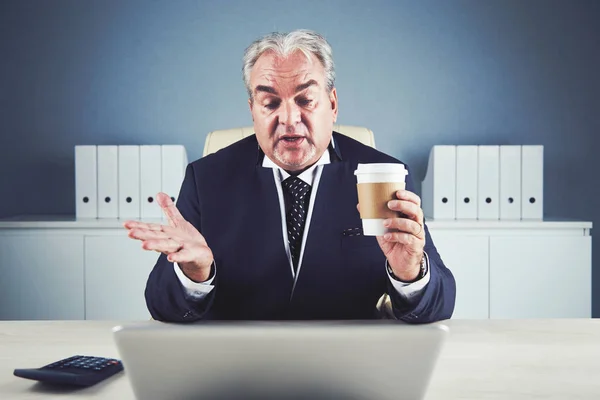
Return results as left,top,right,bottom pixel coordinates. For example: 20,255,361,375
242,29,336,99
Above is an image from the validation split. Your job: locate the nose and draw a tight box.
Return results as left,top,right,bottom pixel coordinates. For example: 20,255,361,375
278,100,301,127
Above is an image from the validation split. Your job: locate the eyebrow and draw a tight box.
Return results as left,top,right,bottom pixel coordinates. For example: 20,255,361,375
255,85,278,95
295,79,318,92
254,79,319,96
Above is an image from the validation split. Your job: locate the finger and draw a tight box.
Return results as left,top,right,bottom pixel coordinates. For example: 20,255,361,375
142,222,167,232
168,245,213,267
123,220,154,230
395,190,421,207
123,220,141,229
156,192,185,228
128,228,186,242
142,238,182,253
356,203,360,213
384,218,424,238
124,221,166,232
167,248,189,263
136,217,208,247
382,231,421,247
131,224,187,239
167,247,201,264
129,229,168,241
387,200,424,223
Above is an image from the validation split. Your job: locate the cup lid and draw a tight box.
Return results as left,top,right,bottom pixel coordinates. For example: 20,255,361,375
354,163,408,175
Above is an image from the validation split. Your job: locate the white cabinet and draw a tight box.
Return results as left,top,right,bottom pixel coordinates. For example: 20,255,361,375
0,217,593,320
85,235,158,320
489,236,592,318
0,217,164,321
0,232,84,320
431,234,489,319
428,219,593,319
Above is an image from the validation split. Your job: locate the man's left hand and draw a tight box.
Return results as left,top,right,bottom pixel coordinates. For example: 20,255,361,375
375,189,426,281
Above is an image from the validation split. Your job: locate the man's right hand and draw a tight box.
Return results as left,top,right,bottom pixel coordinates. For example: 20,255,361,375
124,192,214,282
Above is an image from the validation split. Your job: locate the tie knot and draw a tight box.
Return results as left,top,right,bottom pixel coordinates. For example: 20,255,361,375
282,176,311,199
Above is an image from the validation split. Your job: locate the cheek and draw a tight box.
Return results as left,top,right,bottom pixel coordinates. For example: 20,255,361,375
304,107,333,143
253,112,278,139
252,108,269,126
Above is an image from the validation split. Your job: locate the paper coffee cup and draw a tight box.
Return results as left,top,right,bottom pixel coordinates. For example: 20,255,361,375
354,163,408,236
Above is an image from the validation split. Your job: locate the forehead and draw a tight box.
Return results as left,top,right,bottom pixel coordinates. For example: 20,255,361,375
250,50,325,87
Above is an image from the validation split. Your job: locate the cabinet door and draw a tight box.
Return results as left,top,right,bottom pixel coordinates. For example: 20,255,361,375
490,236,591,318
429,233,489,319
84,235,159,320
0,234,84,320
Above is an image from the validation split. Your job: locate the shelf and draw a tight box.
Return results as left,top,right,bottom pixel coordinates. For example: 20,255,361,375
0,215,592,231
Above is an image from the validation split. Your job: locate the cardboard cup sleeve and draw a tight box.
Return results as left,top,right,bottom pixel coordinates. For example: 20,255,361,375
357,182,406,219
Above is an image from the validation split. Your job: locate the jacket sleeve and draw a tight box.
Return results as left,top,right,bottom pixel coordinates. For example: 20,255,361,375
144,164,217,322
386,164,456,323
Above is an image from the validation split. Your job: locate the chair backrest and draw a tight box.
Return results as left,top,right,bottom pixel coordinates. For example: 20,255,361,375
202,125,375,156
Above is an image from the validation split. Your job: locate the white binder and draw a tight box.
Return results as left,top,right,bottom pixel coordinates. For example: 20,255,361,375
75,146,97,219
118,146,141,220
455,146,478,220
422,146,456,220
161,145,188,210
97,146,119,218
140,145,162,219
499,146,522,220
521,145,544,220
477,146,500,220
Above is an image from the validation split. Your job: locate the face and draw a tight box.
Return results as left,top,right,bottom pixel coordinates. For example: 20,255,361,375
248,50,338,172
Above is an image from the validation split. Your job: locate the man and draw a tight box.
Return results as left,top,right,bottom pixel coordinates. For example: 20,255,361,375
124,29,455,322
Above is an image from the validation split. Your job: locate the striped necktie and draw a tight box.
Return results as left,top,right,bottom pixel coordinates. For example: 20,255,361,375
281,176,312,271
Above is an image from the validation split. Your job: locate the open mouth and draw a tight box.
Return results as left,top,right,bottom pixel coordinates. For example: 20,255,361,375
279,136,306,145
282,137,303,142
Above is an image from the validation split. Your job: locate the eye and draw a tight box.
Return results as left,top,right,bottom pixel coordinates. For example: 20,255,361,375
296,97,313,107
264,101,280,110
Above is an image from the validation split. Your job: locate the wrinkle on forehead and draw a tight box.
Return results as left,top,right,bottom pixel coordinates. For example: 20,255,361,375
251,50,322,88
260,71,312,86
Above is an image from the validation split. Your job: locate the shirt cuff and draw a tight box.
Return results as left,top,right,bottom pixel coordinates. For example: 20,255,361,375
173,261,216,300
386,252,431,301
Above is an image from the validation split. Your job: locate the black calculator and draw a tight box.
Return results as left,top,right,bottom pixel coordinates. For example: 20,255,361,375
13,355,124,387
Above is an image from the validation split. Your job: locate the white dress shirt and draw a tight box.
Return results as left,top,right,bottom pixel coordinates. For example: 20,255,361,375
174,144,430,303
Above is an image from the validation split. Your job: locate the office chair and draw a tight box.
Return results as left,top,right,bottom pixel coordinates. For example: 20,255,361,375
202,124,376,156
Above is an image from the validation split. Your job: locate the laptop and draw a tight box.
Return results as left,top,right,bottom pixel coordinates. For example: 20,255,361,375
113,320,448,400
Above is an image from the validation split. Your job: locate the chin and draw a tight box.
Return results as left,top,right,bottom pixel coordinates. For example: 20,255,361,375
274,149,317,170
280,159,308,170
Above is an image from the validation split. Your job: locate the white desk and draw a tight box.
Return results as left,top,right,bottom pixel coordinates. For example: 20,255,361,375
1,320,599,399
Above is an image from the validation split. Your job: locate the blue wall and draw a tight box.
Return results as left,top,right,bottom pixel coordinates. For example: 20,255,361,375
1,0,599,314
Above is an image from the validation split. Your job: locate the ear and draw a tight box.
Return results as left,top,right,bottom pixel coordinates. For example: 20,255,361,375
248,98,254,121
329,88,338,123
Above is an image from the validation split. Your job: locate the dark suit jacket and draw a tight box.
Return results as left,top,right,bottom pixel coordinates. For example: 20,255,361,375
145,132,456,323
